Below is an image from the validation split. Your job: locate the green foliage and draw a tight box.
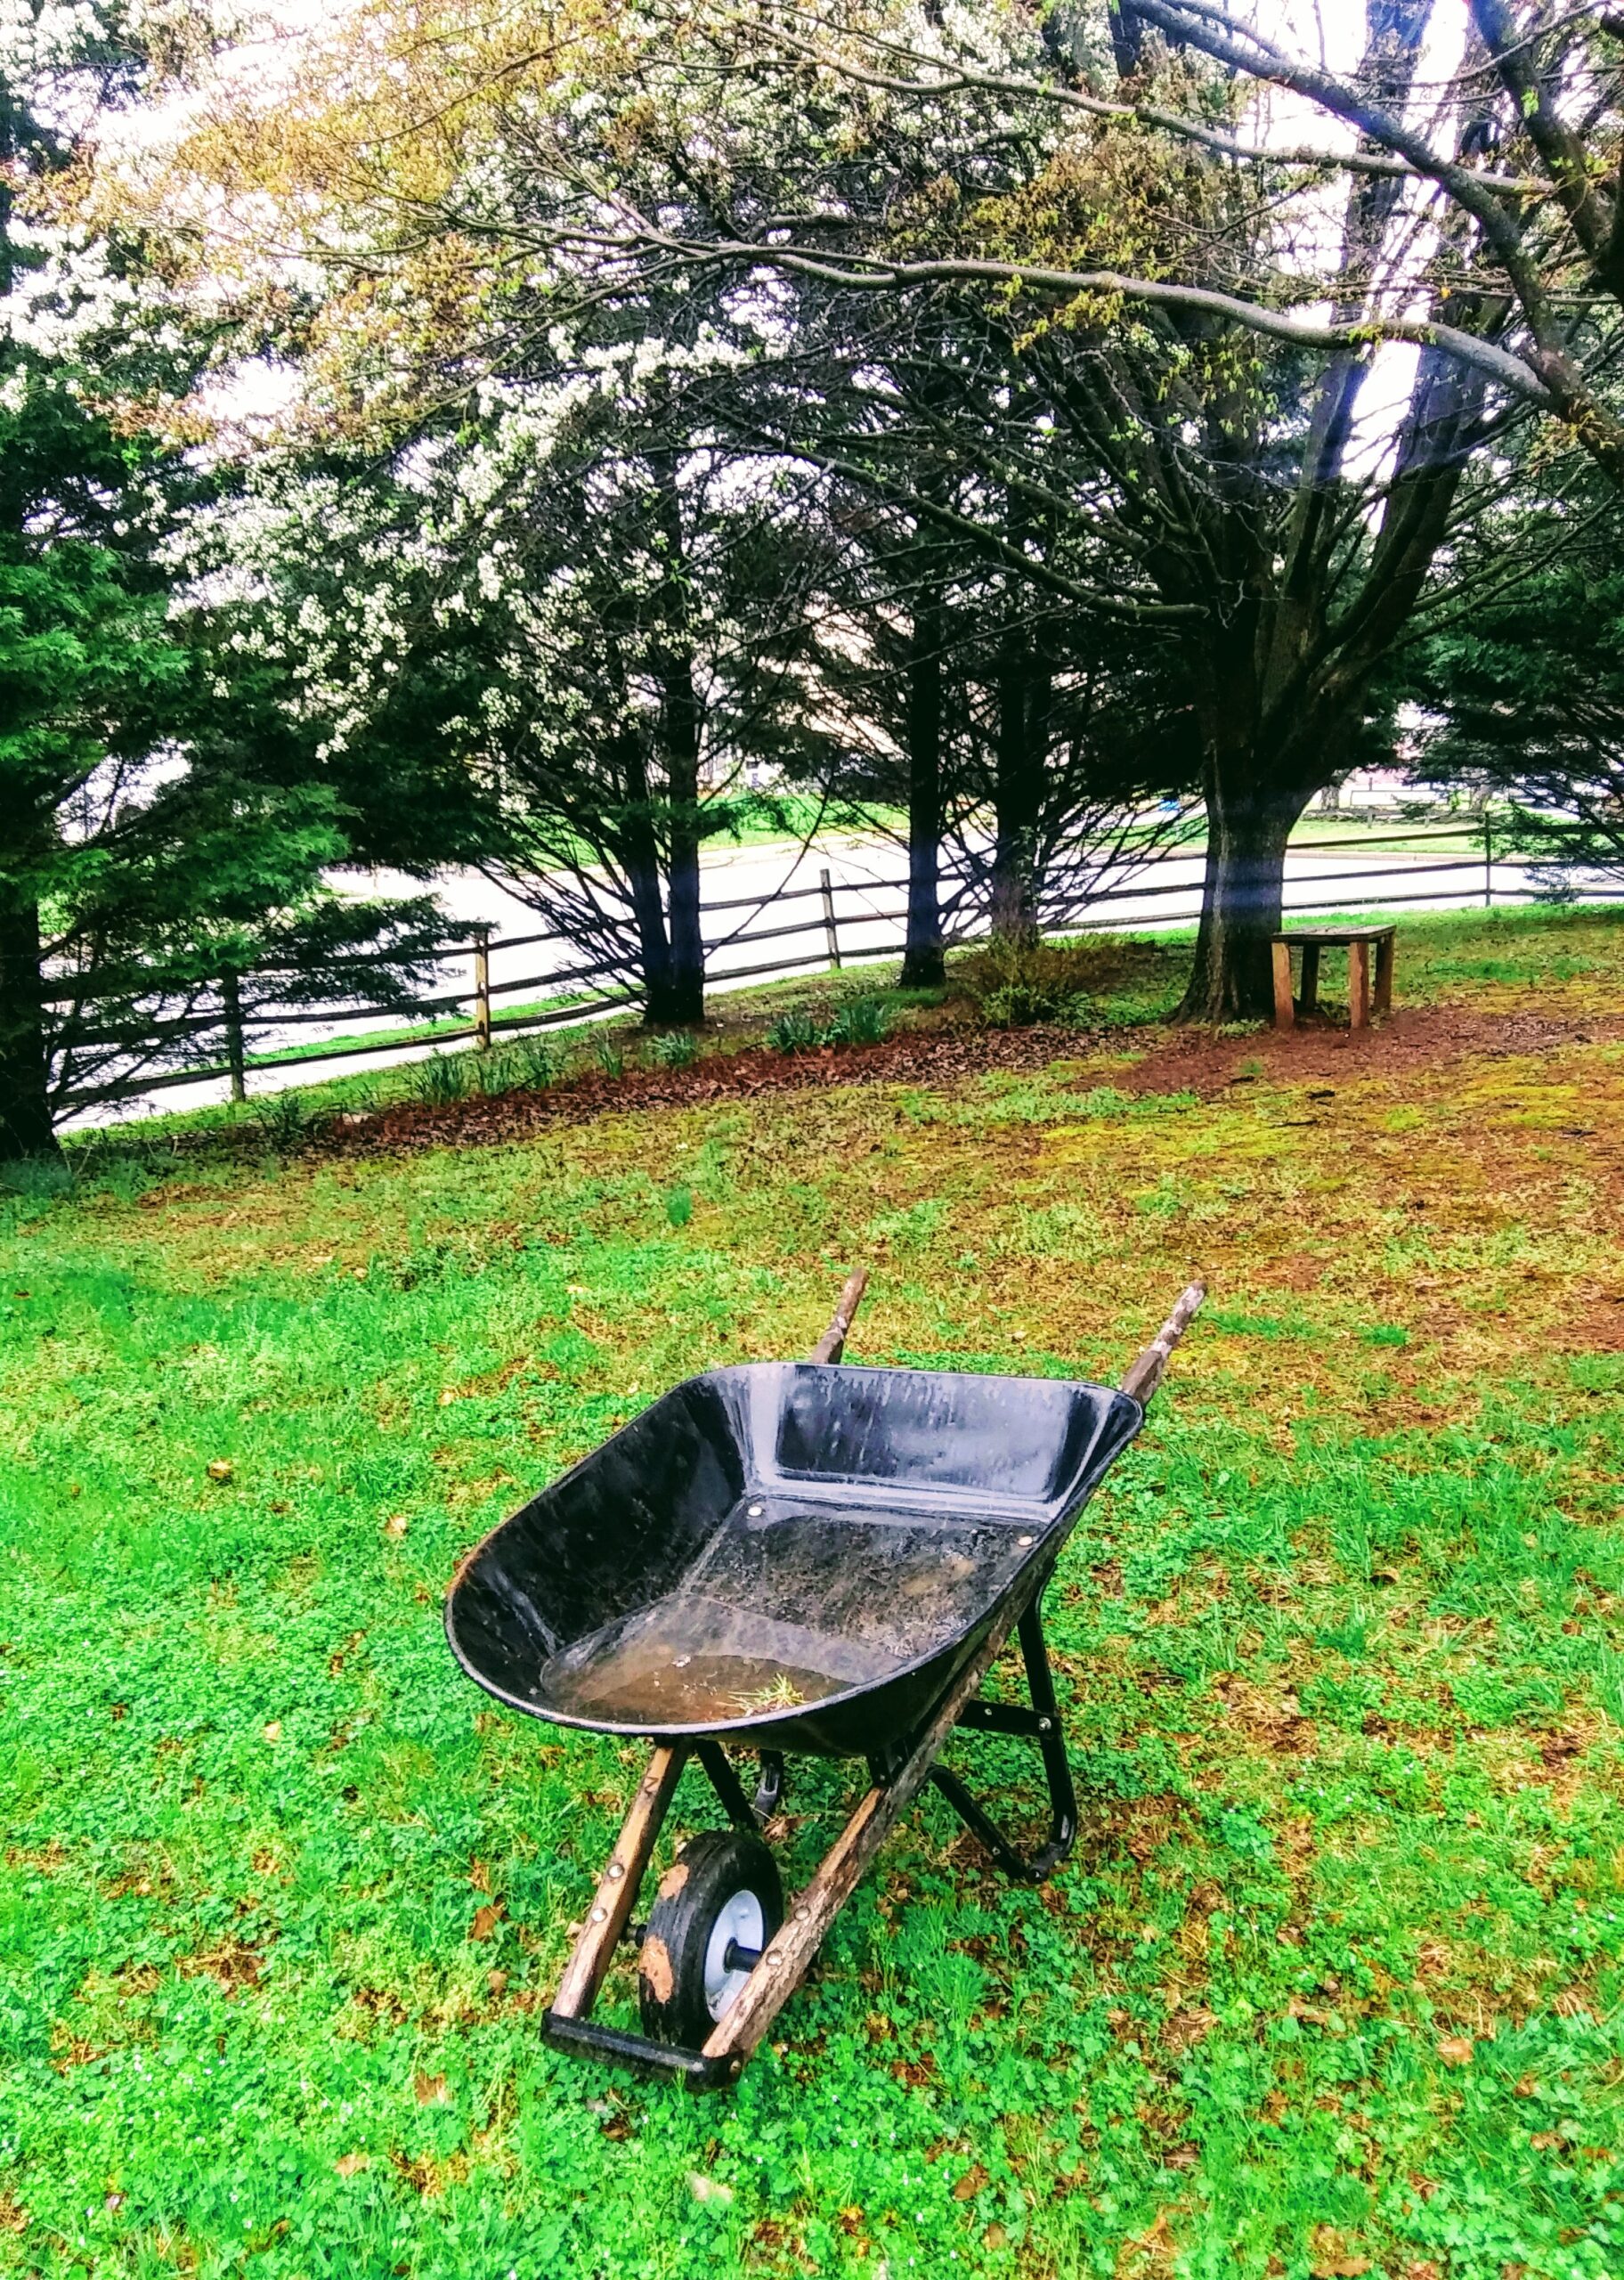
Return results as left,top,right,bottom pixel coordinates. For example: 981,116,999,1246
767,998,891,1053
665,1184,694,1226
827,994,891,1046
475,1035,556,1095
593,1030,627,1078
960,936,1157,1030
767,1006,824,1053
646,1029,700,1070
250,1088,309,1151
410,1051,471,1105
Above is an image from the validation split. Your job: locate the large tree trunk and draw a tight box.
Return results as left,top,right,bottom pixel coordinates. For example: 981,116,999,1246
0,891,58,1161
988,621,1048,943
900,598,946,988
1175,762,1315,1023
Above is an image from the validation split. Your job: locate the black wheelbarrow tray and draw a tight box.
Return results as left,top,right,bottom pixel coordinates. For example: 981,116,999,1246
446,1271,1204,2088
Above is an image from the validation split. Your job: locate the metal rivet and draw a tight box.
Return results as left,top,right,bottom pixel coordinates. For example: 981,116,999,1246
589,1906,607,1925
792,1909,807,1925
1038,1717,1052,1733
606,1862,625,1881
748,1502,764,1518
763,1952,781,1970
1018,1535,1034,1546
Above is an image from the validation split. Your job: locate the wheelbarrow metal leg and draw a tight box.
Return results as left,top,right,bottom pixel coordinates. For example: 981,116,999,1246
549,1744,687,2024
695,1738,760,1832
931,1602,1077,1883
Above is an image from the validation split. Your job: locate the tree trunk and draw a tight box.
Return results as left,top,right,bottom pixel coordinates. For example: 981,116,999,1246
619,735,682,1026
900,598,946,988
988,622,1047,943
0,890,59,1161
1175,765,1314,1023
660,656,706,1028
652,453,706,1027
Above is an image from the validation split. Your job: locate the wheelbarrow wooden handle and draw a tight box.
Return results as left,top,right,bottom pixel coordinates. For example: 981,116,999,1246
1119,1280,1206,1406
808,1267,869,1364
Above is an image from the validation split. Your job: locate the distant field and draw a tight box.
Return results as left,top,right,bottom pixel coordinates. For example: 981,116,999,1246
5,904,1624,2279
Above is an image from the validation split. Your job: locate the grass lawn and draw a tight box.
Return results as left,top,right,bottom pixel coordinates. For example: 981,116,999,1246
5,907,1624,2280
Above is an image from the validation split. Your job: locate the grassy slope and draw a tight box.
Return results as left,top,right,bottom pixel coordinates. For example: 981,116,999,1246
5,908,1624,2280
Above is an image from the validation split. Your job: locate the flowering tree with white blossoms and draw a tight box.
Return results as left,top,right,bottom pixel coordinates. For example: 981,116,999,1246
0,0,454,1156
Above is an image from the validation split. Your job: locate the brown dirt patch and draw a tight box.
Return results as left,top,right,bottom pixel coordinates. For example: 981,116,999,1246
318,1022,1084,1157
1557,1297,1624,1354
1118,1005,1624,1100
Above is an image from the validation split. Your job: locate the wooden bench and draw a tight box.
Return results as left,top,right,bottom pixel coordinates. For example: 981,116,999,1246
1271,924,1395,1030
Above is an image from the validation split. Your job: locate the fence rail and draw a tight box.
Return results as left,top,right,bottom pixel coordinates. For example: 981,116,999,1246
60,816,1608,1112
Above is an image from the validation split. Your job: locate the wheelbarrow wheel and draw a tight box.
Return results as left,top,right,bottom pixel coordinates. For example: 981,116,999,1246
638,1830,784,2049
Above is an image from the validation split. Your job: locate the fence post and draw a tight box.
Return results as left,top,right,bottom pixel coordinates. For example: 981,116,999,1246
472,925,492,1049
819,869,842,971
1483,812,1493,908
222,969,247,1103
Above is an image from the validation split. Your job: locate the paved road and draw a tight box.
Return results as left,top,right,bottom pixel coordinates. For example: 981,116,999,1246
69,828,1542,1130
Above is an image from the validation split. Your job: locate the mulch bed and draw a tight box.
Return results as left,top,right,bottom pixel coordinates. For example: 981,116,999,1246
319,1023,1086,1156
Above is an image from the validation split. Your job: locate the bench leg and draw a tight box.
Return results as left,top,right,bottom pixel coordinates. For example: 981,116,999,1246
1271,940,1295,1029
1298,943,1321,1019
1349,939,1371,1030
1374,934,1394,1017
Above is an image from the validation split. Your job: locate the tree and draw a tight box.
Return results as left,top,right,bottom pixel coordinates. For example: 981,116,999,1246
565,0,1522,1014
1408,491,1624,884
0,4,453,1157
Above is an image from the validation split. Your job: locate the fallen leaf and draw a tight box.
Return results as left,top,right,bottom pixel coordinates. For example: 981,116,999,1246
384,1514,410,1537
469,1902,504,1942
1531,2130,1563,2150
486,1968,509,1996
207,1460,233,1483
335,2152,369,2178
687,2172,734,2206
1436,2035,1475,2066
413,2072,448,2105
952,2163,989,2202
262,1722,282,1744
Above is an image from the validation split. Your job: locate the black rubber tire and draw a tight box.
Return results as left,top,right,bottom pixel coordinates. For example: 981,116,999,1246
637,1829,784,2049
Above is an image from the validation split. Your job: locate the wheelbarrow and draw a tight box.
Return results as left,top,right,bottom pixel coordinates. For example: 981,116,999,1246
445,1271,1204,2087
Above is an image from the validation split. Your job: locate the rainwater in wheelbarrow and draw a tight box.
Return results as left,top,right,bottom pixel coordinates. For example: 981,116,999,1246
447,1360,1141,1758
